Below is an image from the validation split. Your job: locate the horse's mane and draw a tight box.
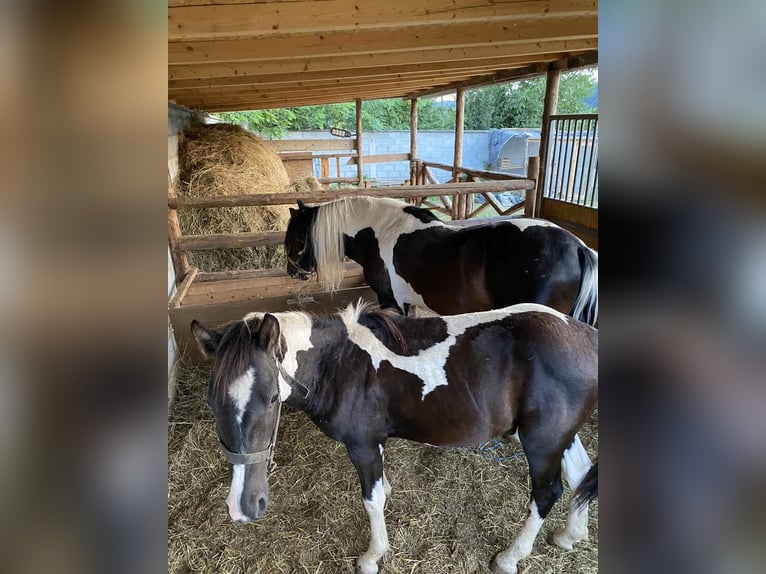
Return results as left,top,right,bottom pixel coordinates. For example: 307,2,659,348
339,300,408,354
312,197,415,291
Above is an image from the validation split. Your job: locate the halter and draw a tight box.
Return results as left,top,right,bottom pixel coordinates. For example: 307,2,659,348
217,361,310,475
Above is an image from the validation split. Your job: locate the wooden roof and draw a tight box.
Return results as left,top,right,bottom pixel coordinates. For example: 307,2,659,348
169,0,598,112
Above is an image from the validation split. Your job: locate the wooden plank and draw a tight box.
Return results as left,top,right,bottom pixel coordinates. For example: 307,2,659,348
170,180,536,209
169,267,199,310
168,40,598,81
346,153,410,165
177,230,285,252
408,50,597,98
196,261,362,283
171,286,378,364
265,139,355,152
355,99,363,186
170,58,549,90
422,160,528,180
169,1,599,42
183,267,366,308
536,67,561,217
540,197,598,230
169,17,598,65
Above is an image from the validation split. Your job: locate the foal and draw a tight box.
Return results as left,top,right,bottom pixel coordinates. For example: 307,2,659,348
192,302,598,574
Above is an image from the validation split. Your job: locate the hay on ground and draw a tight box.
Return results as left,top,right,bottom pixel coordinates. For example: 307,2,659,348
177,124,322,272
168,365,598,574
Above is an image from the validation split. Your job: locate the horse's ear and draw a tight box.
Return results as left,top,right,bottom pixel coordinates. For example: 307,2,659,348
289,207,298,219
297,200,306,210
191,320,222,359
257,314,281,353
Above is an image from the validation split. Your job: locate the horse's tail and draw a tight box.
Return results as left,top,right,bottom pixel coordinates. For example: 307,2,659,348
570,245,598,326
572,461,598,509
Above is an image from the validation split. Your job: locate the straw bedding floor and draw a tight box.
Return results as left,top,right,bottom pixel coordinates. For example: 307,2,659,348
168,365,598,574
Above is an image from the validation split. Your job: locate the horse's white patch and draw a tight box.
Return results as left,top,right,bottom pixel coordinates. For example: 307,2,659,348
358,477,389,574
228,367,255,424
554,434,592,549
493,500,545,573
341,302,567,400
506,218,559,232
243,311,314,401
226,464,249,522
379,444,384,456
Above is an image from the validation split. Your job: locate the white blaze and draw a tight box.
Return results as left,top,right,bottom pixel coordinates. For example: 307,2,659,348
226,464,249,522
228,367,255,424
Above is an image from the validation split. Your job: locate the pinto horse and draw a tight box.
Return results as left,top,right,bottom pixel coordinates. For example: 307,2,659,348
191,302,598,574
285,196,598,324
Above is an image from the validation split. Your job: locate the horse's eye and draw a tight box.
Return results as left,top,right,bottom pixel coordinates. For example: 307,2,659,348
270,394,279,404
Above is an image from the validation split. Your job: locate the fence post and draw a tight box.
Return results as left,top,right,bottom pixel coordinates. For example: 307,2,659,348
410,98,418,185
536,68,560,217
525,156,540,218
355,99,364,186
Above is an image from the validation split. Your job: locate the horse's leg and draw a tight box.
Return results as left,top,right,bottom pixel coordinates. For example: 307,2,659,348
490,431,566,574
403,303,411,317
347,443,389,574
553,434,593,550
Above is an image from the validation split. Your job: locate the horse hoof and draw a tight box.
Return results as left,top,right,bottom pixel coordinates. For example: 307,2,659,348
552,527,587,550
489,556,516,574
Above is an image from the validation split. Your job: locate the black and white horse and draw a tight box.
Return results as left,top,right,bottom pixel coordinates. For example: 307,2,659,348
192,301,598,574
285,196,598,324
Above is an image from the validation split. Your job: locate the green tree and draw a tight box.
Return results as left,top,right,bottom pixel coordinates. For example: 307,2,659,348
464,68,597,130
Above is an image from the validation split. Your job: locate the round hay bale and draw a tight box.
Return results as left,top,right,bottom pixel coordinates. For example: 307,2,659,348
177,123,294,272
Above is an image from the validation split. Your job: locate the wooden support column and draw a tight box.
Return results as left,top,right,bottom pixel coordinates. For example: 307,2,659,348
525,156,540,217
535,68,560,217
355,99,364,186
453,88,468,219
410,98,418,186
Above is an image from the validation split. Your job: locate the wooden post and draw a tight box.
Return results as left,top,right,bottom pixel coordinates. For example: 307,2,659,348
410,98,418,185
355,99,364,187
453,88,466,219
536,68,560,217
525,156,540,217
168,173,190,282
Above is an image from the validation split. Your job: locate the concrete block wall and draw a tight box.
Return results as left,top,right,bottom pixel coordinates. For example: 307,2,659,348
275,130,491,184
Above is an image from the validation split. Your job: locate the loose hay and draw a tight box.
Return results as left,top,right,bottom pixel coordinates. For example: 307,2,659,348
169,366,598,574
177,124,322,272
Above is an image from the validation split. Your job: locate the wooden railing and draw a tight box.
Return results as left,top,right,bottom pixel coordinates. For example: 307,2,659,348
167,178,536,282
408,158,537,220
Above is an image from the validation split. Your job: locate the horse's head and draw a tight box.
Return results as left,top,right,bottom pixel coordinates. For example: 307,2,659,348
285,200,318,281
191,315,284,523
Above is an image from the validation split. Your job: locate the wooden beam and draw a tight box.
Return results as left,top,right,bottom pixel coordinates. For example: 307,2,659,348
407,50,598,98
172,70,487,99
264,139,355,152
355,99,364,185
177,231,285,252
169,181,536,209
168,39,598,81
169,17,598,65
171,72,486,103
169,56,569,90
169,267,199,310
536,68,561,217
169,0,599,42
422,161,528,180
346,153,410,165
410,98,418,185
